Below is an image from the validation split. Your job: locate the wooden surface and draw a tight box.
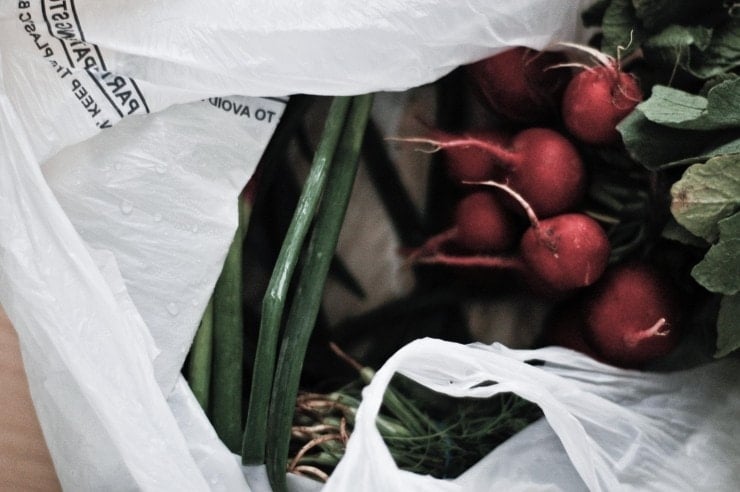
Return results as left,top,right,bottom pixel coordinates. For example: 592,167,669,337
0,307,61,492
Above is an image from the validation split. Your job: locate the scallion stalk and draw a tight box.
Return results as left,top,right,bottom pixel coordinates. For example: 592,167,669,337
265,94,373,491
242,96,353,464
188,298,214,410
210,197,249,452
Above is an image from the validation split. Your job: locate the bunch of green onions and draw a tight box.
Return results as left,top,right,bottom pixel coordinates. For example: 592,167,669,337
185,92,541,491
187,94,374,491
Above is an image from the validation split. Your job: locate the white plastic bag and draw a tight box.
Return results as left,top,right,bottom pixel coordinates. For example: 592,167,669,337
325,339,740,491
2,0,592,98
0,20,283,491
0,90,280,490
1,0,594,490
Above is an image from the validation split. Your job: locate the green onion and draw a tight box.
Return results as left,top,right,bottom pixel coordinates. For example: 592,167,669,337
210,197,249,452
289,375,543,481
242,96,353,464
188,298,214,410
265,94,373,491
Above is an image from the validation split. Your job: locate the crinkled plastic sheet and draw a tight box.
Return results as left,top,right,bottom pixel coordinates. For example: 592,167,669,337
324,340,740,491
0,1,601,490
66,0,593,96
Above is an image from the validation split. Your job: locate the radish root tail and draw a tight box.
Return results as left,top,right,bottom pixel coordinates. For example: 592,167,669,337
623,318,670,347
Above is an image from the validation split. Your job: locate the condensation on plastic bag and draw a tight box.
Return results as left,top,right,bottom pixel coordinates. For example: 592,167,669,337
1,91,281,489
0,52,281,492
324,339,740,492
43,97,283,392
0,0,594,490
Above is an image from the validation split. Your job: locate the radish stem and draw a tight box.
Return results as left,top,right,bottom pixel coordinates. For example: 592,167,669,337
557,41,614,68
415,252,525,270
407,227,458,261
465,180,541,229
387,135,517,165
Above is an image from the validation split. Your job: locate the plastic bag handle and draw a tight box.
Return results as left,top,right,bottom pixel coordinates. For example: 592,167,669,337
324,338,611,491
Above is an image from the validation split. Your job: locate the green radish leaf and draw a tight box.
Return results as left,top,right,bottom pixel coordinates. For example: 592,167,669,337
652,24,713,50
690,17,740,79
670,155,740,242
630,4,737,80
700,73,739,97
617,110,711,169
649,24,713,51
701,136,740,158
664,135,740,168
690,212,740,294
601,0,647,57
716,293,740,358
638,80,740,131
618,75,740,170
618,111,740,170
692,237,740,294
642,24,713,77
661,218,709,248
632,0,723,31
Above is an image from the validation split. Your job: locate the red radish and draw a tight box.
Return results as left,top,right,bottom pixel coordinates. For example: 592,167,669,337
397,127,586,218
519,213,611,292
408,191,516,259
414,181,610,293
466,46,571,123
441,130,508,183
582,262,681,368
480,180,609,291
453,191,517,252
542,300,601,359
559,43,643,145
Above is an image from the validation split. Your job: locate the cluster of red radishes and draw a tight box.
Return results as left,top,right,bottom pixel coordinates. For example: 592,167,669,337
403,45,682,368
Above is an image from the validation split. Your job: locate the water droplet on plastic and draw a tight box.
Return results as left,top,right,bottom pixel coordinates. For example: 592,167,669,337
114,162,123,171
191,224,199,233
155,163,167,174
120,200,134,215
191,298,198,307
166,302,179,316
153,213,163,222
148,436,165,449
